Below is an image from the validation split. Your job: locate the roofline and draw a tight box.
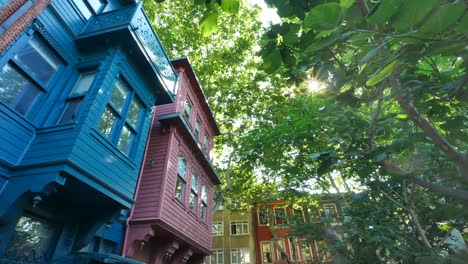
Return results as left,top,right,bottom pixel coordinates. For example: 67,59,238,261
170,57,221,136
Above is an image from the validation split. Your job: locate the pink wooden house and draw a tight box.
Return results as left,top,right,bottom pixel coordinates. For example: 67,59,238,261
122,57,221,264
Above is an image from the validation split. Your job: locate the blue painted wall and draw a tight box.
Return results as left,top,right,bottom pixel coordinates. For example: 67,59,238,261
0,0,177,262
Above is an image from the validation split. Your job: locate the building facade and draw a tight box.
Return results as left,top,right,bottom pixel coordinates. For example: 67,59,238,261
0,0,179,263
252,199,342,264
210,204,256,264
122,57,221,264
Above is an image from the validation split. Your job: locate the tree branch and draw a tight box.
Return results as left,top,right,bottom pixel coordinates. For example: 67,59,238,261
381,160,468,201
392,87,468,180
367,81,386,147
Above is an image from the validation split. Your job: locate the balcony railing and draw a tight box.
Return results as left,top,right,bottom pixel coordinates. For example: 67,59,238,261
78,3,178,100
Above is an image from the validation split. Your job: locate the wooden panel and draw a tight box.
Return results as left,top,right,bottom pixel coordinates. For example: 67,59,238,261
0,106,35,165
132,127,170,219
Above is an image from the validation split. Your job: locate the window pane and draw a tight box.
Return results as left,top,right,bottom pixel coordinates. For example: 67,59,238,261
110,79,128,112
0,63,42,115
204,135,209,149
5,216,56,261
88,0,105,13
14,35,62,85
0,63,26,104
98,106,117,137
118,125,134,155
71,71,95,96
259,209,269,225
184,100,191,120
261,242,272,263
59,98,83,124
274,208,286,225
75,0,92,18
190,192,197,212
175,176,185,201
201,186,207,202
127,97,142,128
195,119,200,139
191,173,198,192
177,156,187,177
201,203,207,222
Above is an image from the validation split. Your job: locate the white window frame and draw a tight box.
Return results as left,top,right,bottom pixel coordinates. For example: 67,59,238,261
230,248,250,264
257,208,269,226
273,207,287,225
230,220,249,235
206,249,223,264
260,241,273,263
212,221,224,236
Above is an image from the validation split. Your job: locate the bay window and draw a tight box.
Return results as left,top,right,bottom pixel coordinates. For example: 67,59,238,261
98,78,143,156
59,71,96,124
0,34,64,116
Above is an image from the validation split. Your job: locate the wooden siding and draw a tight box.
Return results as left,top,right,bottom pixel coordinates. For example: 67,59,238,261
157,128,213,249
0,3,160,202
173,69,216,156
0,105,35,165
131,122,170,219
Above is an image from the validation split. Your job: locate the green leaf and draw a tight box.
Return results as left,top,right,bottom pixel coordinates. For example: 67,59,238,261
390,0,439,31
367,0,402,25
305,31,353,52
304,3,342,30
220,0,240,13
419,0,465,34
280,47,296,66
454,14,468,34
200,11,219,36
359,43,386,65
340,0,355,9
366,60,399,86
262,47,283,73
282,23,300,46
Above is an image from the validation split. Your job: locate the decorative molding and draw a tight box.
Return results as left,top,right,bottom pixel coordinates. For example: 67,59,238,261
32,19,72,63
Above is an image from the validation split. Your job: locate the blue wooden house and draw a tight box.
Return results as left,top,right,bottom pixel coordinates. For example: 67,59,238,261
0,0,177,263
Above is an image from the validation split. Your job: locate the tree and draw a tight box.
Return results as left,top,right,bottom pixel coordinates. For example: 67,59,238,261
239,0,468,262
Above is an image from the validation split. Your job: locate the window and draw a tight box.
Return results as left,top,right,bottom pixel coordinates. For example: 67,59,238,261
194,118,201,140
5,215,58,261
323,204,337,216
184,99,192,121
175,155,187,202
0,35,63,116
288,238,302,261
323,204,338,221
207,249,223,264
258,208,269,225
274,208,287,225
98,78,143,156
261,241,273,263
203,132,209,150
274,239,288,262
299,240,313,262
190,172,199,213
59,71,96,124
212,221,223,236
200,185,208,222
231,248,250,264
316,240,332,262
230,221,248,235
75,0,107,19
293,209,305,223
